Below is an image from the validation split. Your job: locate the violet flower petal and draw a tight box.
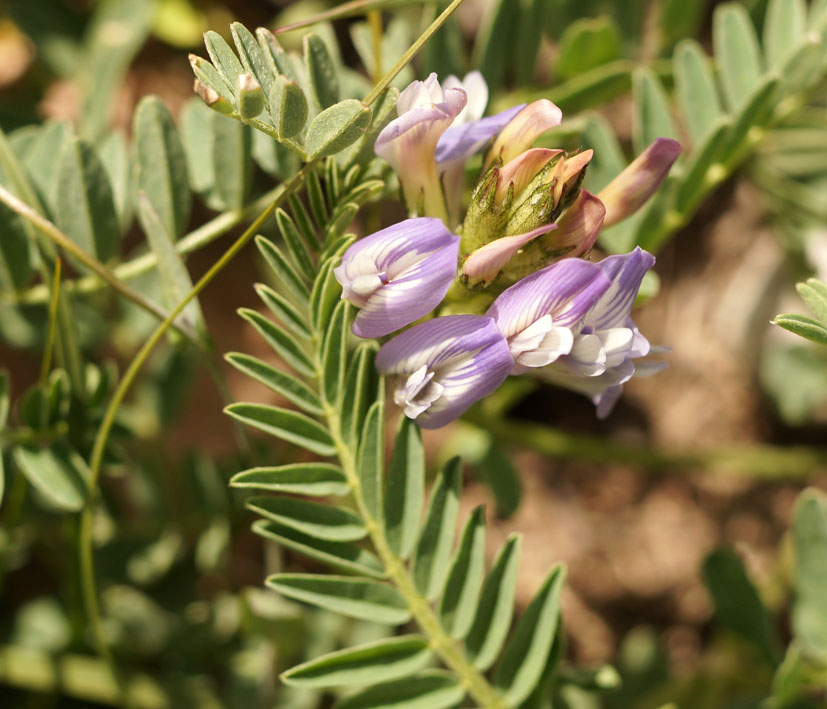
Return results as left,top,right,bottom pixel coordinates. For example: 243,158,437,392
588,247,656,331
435,104,525,163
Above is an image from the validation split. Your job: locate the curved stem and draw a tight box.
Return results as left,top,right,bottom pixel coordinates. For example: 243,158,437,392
323,404,507,708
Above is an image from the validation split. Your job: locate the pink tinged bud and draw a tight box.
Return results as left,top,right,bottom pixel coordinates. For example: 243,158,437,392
486,99,563,168
546,149,593,206
333,217,460,338
375,74,467,220
597,138,682,228
375,315,513,428
553,190,605,258
495,149,562,203
462,224,557,286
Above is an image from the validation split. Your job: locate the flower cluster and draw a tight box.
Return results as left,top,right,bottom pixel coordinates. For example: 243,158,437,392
335,73,680,428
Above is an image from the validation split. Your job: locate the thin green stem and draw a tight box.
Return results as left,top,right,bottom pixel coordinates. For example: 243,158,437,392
39,259,62,385
363,0,466,105
368,9,383,84
324,405,508,708
465,410,827,479
0,185,197,343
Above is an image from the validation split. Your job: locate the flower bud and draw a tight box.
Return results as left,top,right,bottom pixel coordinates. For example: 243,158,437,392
485,99,562,168
193,79,234,115
597,138,682,227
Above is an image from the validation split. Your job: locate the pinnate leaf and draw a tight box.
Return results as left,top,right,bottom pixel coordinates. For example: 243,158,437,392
336,671,465,709
384,418,425,561
225,402,334,456
306,100,372,159
439,506,486,639
246,496,366,542
231,463,347,496
224,352,322,416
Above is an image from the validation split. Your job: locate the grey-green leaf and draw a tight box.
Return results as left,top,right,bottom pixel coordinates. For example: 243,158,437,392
253,519,384,579
466,534,522,671
238,308,315,377
255,235,311,304
311,259,344,334
282,635,430,689
270,76,309,141
98,131,134,234
13,444,88,512
180,98,216,196
137,193,203,330
764,0,806,69
231,22,275,99
322,300,348,405
357,400,384,523
267,574,410,624
384,418,425,561
255,282,311,339
210,112,252,210
632,68,678,157
412,457,462,600
713,3,763,111
55,137,119,262
134,96,191,239
275,207,315,281
336,671,466,709
494,564,566,705
225,402,334,456
256,28,299,84
231,463,347,496
797,278,827,326
304,33,339,110
791,489,827,664
203,30,244,93
438,506,487,639
305,100,371,159
225,352,322,416
773,314,827,347
674,39,723,144
247,496,366,542
702,547,780,665
341,342,379,448
22,120,70,214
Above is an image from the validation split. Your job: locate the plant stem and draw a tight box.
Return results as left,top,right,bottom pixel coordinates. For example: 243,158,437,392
39,259,62,385
324,404,508,709
465,410,827,479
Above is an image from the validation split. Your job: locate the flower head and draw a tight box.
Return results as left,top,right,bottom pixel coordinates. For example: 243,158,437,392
487,259,611,373
485,99,563,169
376,315,513,428
334,217,459,338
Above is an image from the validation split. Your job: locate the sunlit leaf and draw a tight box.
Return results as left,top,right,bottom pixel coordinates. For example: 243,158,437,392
674,40,723,144
336,671,465,709
231,463,348,496
713,3,763,111
791,489,827,664
247,496,366,542
225,352,323,415
12,444,88,512
384,418,424,561
238,308,315,377
357,400,384,523
226,402,334,456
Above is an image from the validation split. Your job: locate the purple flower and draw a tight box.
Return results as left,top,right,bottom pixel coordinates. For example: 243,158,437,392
375,315,513,428
334,218,460,338
487,259,611,373
542,247,666,417
597,138,682,227
375,73,466,220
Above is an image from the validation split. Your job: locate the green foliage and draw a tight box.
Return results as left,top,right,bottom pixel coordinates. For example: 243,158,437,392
775,277,827,346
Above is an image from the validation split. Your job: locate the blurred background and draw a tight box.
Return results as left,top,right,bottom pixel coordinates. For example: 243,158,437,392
0,0,826,707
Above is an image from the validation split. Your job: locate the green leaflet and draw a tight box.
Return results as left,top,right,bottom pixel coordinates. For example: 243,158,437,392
210,111,253,211
252,520,384,579
289,192,320,248
136,194,203,331
412,457,461,600
225,352,322,416
54,137,120,262
267,573,410,624
203,30,244,95
231,22,276,100
304,33,340,110
180,98,216,197
341,343,379,448
12,444,88,512
246,496,366,542
791,489,827,664
225,402,334,456
308,170,329,225
311,259,344,334
133,96,191,240
22,120,70,215
236,72,265,120
764,0,807,69
305,100,372,159
494,564,566,705
276,207,315,281
237,308,315,377
189,54,235,109
269,76,309,141
357,400,385,523
438,506,486,639
255,282,311,339
713,3,764,112
282,635,430,689
773,314,827,347
335,671,465,709
674,40,724,145
321,300,348,406
703,548,780,665
475,439,521,519
672,117,731,216
555,16,622,82
255,235,311,304
632,68,678,157
0,184,32,291
384,418,425,561
230,463,348,496
796,278,827,326
257,27,300,85
97,132,134,234
465,534,522,671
